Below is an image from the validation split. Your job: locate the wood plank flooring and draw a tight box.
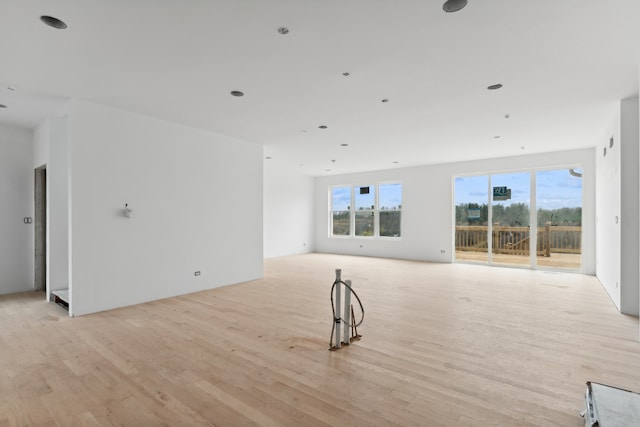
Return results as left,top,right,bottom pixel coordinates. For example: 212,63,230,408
1,253,639,426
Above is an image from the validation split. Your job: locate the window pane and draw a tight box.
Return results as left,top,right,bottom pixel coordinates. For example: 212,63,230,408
379,183,402,210
331,186,351,211
536,168,582,271
332,211,351,236
454,175,489,264
355,186,375,211
380,211,401,237
355,211,374,236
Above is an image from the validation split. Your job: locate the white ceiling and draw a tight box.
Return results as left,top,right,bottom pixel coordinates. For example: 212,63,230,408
1,0,639,176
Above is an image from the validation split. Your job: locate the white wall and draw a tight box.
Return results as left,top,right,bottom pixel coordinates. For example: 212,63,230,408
595,97,639,315
49,118,70,295
315,149,596,274
67,100,263,316
620,97,639,315
33,120,50,169
264,165,314,258
595,106,621,309
0,124,34,295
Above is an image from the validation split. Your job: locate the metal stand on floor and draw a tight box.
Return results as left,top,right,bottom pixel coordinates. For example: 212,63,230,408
582,381,640,426
329,269,363,351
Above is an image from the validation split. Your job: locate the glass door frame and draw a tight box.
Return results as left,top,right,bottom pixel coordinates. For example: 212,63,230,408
454,164,583,273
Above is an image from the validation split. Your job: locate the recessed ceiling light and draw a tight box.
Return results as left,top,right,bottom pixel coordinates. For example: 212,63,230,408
278,27,289,35
230,90,244,97
319,125,328,129
40,15,68,29
487,83,503,90
443,0,468,13
0,104,7,109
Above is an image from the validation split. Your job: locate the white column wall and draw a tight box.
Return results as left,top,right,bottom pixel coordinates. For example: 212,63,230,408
620,97,639,315
263,164,315,258
315,148,596,274
0,124,34,295
595,97,640,315
67,100,263,316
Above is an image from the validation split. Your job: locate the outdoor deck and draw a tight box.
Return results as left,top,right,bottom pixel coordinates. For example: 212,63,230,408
455,224,582,270
456,251,582,270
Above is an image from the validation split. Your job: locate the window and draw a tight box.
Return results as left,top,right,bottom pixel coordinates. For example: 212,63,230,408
379,183,402,237
331,186,351,236
330,183,402,238
355,186,375,236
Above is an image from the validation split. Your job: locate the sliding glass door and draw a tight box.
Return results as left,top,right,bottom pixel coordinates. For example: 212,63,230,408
454,167,582,272
491,172,531,267
535,169,582,271
455,176,489,263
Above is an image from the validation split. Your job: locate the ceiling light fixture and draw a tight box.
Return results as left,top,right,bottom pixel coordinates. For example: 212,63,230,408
40,15,68,29
443,0,468,13
342,72,350,77
278,27,289,35
319,125,328,129
230,90,244,97
487,83,503,90
340,143,349,147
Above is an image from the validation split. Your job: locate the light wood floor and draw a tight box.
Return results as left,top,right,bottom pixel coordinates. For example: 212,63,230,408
1,254,639,426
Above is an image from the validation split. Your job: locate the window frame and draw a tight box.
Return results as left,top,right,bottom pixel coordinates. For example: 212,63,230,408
329,181,402,239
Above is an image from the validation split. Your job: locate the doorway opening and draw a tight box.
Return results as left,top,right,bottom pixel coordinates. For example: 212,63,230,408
34,166,46,293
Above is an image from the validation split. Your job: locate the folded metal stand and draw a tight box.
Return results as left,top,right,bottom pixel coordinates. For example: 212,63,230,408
582,381,640,426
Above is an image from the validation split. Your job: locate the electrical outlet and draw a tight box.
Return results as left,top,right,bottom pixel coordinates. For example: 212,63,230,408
194,271,201,276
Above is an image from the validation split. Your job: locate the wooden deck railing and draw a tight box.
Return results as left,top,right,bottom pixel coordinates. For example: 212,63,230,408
455,223,581,256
